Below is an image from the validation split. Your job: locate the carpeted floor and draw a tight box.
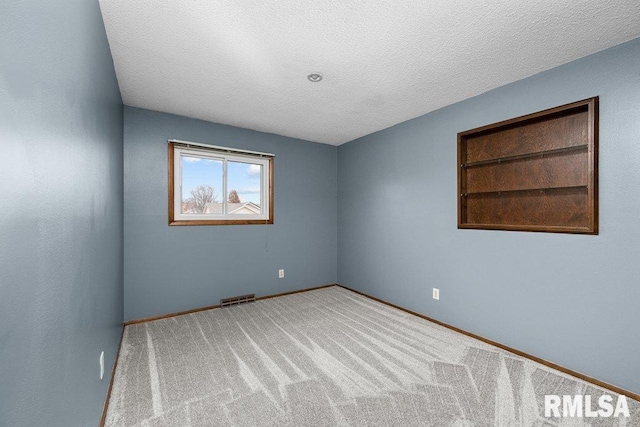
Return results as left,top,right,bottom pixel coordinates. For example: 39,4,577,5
105,286,638,426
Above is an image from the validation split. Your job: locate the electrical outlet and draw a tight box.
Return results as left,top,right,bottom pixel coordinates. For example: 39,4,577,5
278,269,285,279
99,351,105,380
432,288,440,300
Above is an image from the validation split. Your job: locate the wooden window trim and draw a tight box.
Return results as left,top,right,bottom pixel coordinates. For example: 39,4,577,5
168,142,274,226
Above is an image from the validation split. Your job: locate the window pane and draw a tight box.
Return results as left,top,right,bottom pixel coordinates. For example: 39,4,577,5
181,155,223,214
226,161,262,215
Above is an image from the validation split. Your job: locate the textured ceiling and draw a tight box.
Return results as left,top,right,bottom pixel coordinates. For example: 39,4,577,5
99,0,640,145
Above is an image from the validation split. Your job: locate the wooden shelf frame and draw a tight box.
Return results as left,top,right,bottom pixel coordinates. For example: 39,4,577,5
458,97,599,234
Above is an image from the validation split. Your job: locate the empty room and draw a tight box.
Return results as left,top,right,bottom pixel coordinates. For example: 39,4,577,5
2,0,640,426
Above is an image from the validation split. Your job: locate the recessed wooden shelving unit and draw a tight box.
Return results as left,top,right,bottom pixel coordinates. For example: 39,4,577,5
458,97,598,234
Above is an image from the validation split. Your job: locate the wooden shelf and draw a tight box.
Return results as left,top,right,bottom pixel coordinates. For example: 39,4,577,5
462,185,588,197
458,97,598,234
462,144,588,168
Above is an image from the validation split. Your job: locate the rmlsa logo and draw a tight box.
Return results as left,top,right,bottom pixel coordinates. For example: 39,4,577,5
545,394,630,418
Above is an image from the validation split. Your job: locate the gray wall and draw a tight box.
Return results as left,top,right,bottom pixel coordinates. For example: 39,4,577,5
124,107,337,321
0,1,123,426
338,38,640,395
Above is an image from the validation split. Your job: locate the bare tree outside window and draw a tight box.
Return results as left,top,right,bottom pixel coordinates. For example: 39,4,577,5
228,189,241,203
184,184,217,214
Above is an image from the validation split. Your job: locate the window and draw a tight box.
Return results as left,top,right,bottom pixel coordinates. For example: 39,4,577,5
168,140,274,225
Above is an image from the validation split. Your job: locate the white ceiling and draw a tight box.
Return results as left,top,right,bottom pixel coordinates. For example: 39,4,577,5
99,0,640,145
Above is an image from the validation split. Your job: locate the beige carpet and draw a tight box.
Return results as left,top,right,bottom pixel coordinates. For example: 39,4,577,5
105,286,639,426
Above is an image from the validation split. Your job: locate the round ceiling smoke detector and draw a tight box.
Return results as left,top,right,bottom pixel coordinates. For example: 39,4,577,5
307,73,322,82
